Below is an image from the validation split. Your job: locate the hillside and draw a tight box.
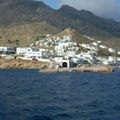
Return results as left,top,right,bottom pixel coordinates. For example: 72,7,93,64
0,0,120,47
55,28,91,44
0,22,60,47
55,28,120,49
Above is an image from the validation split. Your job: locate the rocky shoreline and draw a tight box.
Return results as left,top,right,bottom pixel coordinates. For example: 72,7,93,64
0,59,113,73
0,59,48,69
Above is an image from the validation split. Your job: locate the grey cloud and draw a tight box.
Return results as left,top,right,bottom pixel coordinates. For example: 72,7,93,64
60,0,120,21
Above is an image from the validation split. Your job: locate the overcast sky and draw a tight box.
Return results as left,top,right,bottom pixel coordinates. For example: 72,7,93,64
38,0,120,21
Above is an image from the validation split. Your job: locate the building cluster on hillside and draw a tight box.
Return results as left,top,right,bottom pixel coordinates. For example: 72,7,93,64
0,34,120,68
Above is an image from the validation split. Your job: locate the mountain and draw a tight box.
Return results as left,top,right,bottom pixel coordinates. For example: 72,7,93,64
0,22,60,47
0,0,120,47
58,5,120,37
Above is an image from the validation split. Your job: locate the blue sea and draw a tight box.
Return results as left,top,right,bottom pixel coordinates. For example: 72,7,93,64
0,69,120,120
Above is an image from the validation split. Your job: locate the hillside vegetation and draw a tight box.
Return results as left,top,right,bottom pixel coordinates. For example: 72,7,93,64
0,22,60,47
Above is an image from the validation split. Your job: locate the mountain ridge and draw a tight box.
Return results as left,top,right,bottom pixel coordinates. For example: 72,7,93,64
0,0,120,47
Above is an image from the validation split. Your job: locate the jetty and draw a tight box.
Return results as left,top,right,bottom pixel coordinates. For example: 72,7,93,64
40,66,113,73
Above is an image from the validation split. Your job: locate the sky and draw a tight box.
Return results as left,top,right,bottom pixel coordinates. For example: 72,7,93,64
37,0,120,21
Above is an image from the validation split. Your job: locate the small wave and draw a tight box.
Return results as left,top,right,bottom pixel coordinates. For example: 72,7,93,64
21,108,32,112
55,113,72,118
30,115,53,120
112,105,120,111
90,109,106,116
6,93,15,97
43,105,66,112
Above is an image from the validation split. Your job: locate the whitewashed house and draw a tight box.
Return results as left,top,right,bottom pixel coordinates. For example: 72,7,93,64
108,56,116,62
99,45,107,49
63,35,71,41
75,51,96,64
118,51,120,55
0,47,8,52
53,57,72,68
117,57,120,62
108,48,115,53
97,41,101,44
25,51,42,59
65,51,76,57
16,48,31,55
54,45,65,56
16,47,48,60
81,44,91,49
92,42,99,47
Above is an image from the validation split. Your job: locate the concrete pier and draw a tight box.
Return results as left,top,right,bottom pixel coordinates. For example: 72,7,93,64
40,66,113,73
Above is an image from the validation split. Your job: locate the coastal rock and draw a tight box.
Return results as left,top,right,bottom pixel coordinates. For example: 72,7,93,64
0,59,47,69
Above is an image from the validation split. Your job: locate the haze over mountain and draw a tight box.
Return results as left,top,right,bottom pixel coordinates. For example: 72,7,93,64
0,0,120,47
59,0,120,21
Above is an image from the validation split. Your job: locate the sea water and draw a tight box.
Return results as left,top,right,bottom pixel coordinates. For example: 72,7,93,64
0,69,120,120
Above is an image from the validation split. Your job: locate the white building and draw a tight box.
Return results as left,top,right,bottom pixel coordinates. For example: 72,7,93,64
118,51,120,55
55,45,65,56
53,57,72,68
16,47,31,55
75,51,96,64
0,47,8,52
92,42,99,47
80,44,92,50
108,48,115,53
63,35,71,41
16,47,47,60
65,51,76,57
99,45,107,49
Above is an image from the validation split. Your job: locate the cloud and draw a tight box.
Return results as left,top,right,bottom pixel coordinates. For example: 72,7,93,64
36,0,120,21
59,0,120,21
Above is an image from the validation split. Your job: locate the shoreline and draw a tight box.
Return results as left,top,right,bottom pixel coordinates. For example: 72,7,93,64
0,58,113,73
40,66,113,73
0,58,48,69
